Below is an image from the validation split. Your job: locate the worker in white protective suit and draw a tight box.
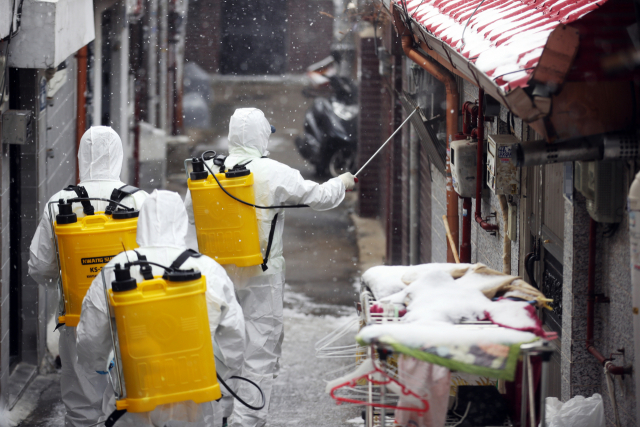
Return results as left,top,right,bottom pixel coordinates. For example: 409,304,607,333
28,126,149,427
184,108,355,427
76,190,246,427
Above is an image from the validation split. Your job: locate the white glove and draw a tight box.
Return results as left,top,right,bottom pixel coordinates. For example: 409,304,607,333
338,172,357,191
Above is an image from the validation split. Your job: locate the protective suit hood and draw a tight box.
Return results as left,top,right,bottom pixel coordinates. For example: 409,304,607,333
137,190,188,248
78,126,123,181
227,108,271,159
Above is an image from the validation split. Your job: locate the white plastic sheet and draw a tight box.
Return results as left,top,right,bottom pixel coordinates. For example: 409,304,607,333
543,394,605,427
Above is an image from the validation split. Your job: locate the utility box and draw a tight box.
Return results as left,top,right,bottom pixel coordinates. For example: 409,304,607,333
575,160,624,223
2,110,33,145
487,134,520,195
450,139,477,198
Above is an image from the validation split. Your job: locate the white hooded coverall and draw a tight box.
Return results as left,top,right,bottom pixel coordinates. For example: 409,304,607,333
76,190,246,427
184,108,347,427
28,126,149,427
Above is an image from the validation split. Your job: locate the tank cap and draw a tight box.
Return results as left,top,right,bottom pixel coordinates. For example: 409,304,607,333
112,209,140,220
56,199,78,225
163,269,202,282
225,164,250,178
190,157,209,180
112,264,137,292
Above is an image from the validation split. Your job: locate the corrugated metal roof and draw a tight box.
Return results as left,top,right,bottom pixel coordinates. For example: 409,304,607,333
396,0,634,92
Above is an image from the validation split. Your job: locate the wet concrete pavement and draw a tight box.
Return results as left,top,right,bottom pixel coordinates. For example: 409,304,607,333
10,79,364,426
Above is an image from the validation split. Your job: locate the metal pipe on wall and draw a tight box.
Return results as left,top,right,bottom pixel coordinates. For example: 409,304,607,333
475,89,499,232
460,197,472,263
512,132,639,167
147,0,159,126
75,46,88,182
159,0,168,132
401,35,460,263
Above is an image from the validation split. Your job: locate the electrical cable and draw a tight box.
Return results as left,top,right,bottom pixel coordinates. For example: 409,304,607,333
460,0,486,51
217,373,266,410
199,150,309,209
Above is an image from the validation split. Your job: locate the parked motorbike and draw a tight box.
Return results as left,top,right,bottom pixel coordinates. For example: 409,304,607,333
295,75,358,177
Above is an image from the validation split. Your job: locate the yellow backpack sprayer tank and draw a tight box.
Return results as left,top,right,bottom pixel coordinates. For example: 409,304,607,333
105,257,220,415
187,157,263,267
53,193,140,328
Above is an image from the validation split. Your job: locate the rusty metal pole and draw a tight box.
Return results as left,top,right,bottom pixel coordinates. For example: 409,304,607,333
75,46,88,182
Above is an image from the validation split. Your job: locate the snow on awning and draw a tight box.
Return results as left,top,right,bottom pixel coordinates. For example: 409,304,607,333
395,0,611,93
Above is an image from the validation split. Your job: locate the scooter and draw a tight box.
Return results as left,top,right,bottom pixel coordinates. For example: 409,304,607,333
295,75,358,177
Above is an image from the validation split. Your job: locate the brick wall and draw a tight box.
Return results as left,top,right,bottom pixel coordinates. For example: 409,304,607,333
356,37,382,218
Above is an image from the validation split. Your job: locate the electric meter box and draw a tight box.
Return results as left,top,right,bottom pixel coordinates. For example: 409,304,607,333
575,160,624,223
487,134,520,195
450,139,477,198
2,110,33,145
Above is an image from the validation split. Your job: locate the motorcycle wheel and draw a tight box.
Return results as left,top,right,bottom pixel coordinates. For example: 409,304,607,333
328,149,356,178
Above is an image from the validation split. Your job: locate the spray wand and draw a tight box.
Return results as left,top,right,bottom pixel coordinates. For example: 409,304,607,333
353,106,420,177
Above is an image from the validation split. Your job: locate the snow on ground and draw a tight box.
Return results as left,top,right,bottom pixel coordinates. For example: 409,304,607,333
268,288,362,426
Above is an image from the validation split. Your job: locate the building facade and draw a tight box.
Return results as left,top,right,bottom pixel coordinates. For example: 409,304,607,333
356,1,640,425
0,0,188,408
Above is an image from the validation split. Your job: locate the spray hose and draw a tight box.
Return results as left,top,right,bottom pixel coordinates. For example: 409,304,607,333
217,373,266,410
199,150,309,209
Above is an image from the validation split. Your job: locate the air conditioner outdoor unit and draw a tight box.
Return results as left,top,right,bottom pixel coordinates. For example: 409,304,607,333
574,160,625,223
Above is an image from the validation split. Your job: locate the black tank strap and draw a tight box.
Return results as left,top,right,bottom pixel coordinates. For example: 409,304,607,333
64,185,95,215
170,249,202,270
134,250,154,280
106,185,140,215
261,213,278,272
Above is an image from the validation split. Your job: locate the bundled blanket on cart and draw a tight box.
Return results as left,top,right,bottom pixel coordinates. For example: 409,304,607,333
357,265,552,381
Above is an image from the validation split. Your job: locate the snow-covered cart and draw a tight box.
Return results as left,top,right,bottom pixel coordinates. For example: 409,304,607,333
319,263,556,427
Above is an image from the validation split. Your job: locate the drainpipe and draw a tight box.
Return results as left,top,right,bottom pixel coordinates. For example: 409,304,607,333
586,218,629,376
159,0,168,132
401,35,459,263
147,0,159,126
461,197,472,263
475,89,499,232
498,194,511,274
75,46,88,182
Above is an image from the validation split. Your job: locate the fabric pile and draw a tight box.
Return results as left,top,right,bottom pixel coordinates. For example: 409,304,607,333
357,263,552,380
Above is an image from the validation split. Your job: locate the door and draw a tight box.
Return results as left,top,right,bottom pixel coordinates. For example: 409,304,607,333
522,160,564,399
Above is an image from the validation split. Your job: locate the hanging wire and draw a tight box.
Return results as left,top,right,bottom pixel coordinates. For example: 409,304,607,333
459,0,486,52
492,67,536,81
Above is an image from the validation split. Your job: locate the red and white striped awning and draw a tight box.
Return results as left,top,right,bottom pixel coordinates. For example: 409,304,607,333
395,0,630,92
